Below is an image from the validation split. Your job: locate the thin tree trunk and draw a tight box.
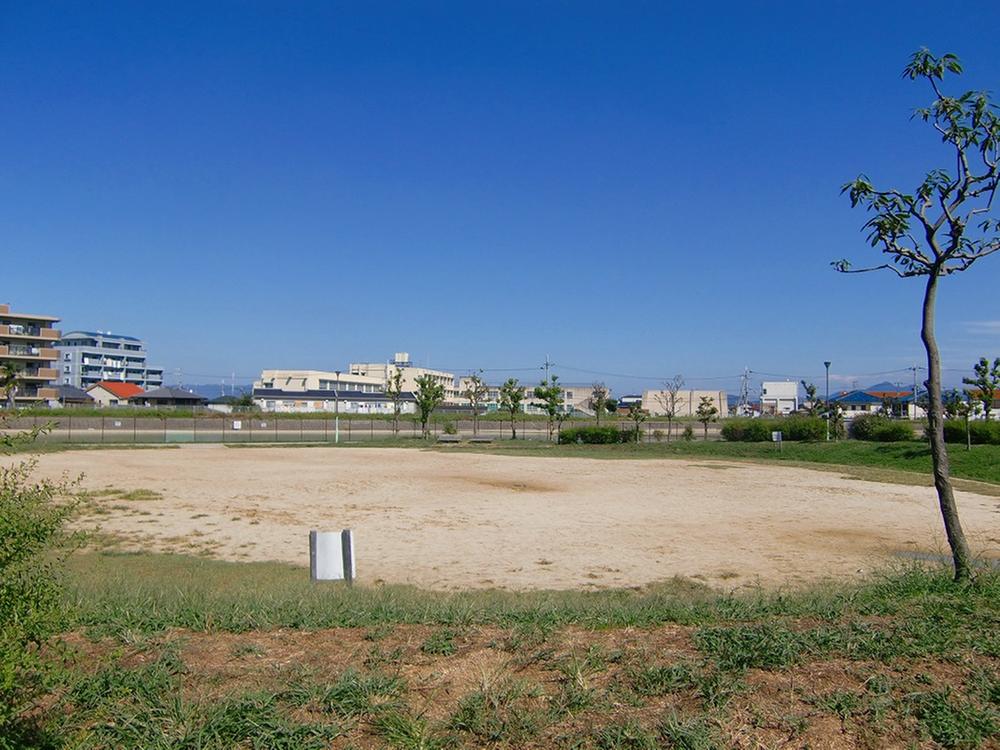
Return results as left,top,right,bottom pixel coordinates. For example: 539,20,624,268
922,272,973,581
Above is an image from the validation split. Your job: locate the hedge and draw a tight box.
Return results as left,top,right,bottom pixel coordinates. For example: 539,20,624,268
558,426,629,444
721,416,826,442
941,419,1000,445
849,414,914,442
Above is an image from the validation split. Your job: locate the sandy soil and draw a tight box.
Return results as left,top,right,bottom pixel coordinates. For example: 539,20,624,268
23,445,1000,590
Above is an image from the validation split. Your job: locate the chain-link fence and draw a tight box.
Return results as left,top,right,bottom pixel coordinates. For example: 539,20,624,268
1,414,723,445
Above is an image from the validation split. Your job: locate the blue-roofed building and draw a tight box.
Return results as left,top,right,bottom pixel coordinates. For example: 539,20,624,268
55,330,164,390
832,384,927,419
831,389,882,414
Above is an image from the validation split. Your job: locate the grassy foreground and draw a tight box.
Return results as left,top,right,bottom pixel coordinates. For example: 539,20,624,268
22,552,1000,748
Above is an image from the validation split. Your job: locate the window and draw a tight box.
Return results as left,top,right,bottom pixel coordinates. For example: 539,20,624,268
64,353,70,361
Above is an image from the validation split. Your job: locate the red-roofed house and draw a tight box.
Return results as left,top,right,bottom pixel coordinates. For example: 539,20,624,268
86,380,145,407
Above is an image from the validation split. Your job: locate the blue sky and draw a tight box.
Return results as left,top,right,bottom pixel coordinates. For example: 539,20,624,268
3,2,999,395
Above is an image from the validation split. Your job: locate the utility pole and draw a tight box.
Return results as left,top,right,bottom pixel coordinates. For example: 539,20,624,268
543,355,553,381
824,361,832,441
334,370,341,444
737,367,751,416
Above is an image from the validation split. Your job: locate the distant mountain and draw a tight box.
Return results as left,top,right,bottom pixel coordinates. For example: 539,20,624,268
173,383,253,399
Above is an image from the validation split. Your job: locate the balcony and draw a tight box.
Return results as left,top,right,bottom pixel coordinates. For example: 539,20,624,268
0,324,60,340
21,368,58,381
1,344,58,360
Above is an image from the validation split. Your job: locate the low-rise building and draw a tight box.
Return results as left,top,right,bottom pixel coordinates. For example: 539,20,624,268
51,384,94,407
252,368,417,414
641,389,728,418
86,380,145,406
0,303,60,405
129,386,207,408
760,381,799,415
56,330,164,390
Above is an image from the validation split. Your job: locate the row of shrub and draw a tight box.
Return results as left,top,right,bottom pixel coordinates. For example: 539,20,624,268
942,419,1000,445
721,416,826,442
558,426,632,444
847,414,914,442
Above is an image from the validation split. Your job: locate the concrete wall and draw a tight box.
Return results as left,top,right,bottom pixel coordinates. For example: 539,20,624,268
641,390,727,417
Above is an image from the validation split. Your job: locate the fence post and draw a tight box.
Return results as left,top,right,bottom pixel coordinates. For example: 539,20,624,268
325,417,329,442
299,418,303,442
68,414,72,443
370,417,374,440
101,416,105,443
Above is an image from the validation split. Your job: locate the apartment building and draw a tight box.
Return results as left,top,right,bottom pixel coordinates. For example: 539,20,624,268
350,352,459,401
252,369,416,414
55,331,164,390
0,303,60,405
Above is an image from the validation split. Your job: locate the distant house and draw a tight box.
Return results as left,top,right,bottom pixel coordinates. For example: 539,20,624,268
129,386,207,408
86,380,145,407
833,381,927,419
51,384,94,407
831,389,882,415
760,381,798,415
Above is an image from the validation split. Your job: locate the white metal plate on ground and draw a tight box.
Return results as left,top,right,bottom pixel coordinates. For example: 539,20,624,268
309,529,355,582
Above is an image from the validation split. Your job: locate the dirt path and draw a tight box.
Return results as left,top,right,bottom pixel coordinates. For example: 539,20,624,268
23,445,1000,590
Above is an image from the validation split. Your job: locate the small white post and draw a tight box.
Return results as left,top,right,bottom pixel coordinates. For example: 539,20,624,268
309,529,355,584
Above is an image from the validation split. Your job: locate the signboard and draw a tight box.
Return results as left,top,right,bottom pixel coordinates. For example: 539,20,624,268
232,420,242,430
309,529,355,583
771,431,782,442
113,421,122,428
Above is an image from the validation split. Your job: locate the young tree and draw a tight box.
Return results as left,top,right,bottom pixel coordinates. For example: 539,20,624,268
605,397,618,414
835,49,1000,581
654,375,684,441
589,382,610,426
498,378,523,439
625,401,647,443
385,367,405,436
533,375,564,441
828,402,846,440
0,363,21,411
463,373,489,436
695,395,719,440
800,381,819,416
962,356,1000,420
414,374,445,438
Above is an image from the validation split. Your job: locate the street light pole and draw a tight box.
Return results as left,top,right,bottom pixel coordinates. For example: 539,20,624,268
824,361,832,441
334,370,341,444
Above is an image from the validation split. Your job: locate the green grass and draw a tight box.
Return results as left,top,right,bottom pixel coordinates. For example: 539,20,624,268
443,438,1000,488
18,551,1000,749
64,552,1000,640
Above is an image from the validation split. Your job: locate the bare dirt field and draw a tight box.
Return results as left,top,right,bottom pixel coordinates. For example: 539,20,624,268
25,444,1000,590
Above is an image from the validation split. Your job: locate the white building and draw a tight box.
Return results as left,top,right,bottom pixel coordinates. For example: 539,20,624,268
251,369,417,414
350,352,460,402
760,381,798,415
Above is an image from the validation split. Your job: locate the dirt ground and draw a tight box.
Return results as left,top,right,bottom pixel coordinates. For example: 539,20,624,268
25,445,1000,590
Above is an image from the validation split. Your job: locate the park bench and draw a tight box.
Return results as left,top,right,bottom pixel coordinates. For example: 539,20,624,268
468,436,493,444
436,434,461,443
